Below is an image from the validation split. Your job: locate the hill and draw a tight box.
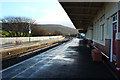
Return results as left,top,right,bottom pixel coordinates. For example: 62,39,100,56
36,24,78,35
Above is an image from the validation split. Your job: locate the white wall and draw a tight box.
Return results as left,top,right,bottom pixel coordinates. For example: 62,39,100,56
0,36,63,45
86,2,119,45
86,27,93,40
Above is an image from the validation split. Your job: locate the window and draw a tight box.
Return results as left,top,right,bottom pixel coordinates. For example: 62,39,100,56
95,24,98,40
112,14,117,22
113,22,117,30
100,24,104,41
113,16,116,21
112,14,118,32
106,18,110,35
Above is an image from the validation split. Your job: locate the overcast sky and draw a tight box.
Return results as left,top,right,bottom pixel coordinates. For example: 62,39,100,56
0,0,76,29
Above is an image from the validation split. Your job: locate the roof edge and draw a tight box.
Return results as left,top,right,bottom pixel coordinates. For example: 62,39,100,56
58,0,120,2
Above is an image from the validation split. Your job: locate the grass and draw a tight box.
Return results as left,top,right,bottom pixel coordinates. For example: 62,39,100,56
1,38,65,60
0,30,30,37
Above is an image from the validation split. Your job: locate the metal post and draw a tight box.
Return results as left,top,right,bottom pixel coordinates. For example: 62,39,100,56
29,24,31,43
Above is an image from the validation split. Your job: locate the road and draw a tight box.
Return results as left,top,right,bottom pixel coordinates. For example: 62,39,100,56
1,38,117,80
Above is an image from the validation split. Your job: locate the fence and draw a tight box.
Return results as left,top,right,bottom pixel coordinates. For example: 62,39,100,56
0,36,63,45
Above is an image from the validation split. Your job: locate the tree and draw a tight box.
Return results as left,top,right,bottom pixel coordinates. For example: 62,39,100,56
32,26,53,36
53,30,62,35
1,16,35,36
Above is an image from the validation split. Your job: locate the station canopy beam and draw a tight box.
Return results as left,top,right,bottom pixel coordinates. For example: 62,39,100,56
59,1,105,33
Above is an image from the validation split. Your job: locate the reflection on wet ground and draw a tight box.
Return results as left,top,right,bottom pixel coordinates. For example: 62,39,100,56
2,38,117,80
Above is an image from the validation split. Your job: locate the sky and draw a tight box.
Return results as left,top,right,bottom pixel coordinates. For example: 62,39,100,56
0,0,75,29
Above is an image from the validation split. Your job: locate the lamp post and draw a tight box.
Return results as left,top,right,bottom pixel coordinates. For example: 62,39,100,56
28,20,35,43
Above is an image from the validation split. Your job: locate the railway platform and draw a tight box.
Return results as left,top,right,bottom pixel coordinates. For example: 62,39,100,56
1,38,119,80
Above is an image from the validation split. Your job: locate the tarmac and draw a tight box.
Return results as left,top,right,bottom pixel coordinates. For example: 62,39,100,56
1,38,118,80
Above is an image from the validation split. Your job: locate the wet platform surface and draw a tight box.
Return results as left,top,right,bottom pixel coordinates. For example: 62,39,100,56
2,38,117,80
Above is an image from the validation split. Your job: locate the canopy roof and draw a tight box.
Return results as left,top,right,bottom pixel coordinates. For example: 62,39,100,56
59,1,104,32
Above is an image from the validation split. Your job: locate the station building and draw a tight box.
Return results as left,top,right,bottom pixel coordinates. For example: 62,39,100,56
59,0,120,72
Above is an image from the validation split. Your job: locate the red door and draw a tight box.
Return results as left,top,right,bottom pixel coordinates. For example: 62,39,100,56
112,22,117,62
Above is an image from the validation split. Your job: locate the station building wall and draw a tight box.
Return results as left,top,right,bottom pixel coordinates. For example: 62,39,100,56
86,2,119,59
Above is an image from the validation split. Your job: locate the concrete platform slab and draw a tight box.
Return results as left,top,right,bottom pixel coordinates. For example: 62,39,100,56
1,38,117,80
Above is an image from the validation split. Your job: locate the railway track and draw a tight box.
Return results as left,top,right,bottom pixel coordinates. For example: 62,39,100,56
2,39,70,69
